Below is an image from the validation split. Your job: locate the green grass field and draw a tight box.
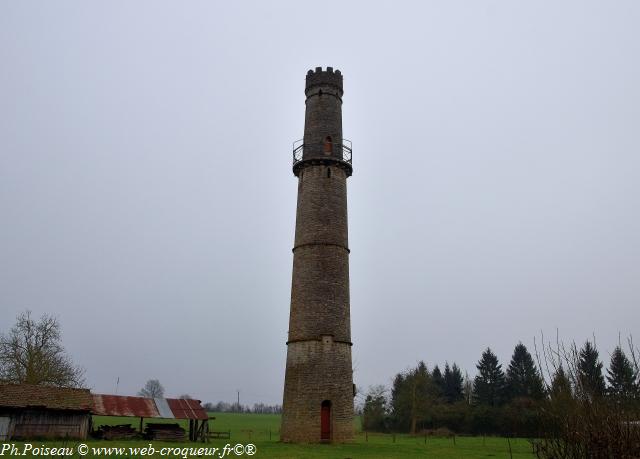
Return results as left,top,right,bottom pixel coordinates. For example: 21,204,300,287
9,413,535,458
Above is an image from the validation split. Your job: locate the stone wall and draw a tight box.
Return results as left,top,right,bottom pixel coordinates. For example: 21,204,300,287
289,165,350,343
281,339,354,443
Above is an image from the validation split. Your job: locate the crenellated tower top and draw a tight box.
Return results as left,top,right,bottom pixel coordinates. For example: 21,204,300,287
293,67,352,177
305,67,343,94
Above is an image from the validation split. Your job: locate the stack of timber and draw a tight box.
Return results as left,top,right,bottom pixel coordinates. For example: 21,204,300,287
144,423,186,441
95,424,138,440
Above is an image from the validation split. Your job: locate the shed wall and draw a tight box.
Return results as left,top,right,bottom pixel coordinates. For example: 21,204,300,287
0,409,89,440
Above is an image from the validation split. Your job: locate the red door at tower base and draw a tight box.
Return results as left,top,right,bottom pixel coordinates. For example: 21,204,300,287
321,401,331,440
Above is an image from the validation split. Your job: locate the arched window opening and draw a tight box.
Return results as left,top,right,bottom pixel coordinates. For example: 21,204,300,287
323,136,333,155
320,400,331,441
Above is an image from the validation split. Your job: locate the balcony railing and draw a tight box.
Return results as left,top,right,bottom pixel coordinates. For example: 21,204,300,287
292,139,352,168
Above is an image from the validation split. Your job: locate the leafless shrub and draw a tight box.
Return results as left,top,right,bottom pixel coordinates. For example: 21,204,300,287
533,333,640,458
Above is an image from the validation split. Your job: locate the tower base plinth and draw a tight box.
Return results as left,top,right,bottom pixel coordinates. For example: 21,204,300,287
281,339,354,443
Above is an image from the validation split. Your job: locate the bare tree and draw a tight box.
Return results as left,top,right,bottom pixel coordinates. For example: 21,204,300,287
0,310,85,387
362,384,388,432
533,333,640,458
138,379,165,398
178,394,193,399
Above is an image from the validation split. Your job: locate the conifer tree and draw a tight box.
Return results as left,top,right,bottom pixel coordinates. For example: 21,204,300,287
432,364,445,397
473,348,506,406
390,372,410,431
463,371,473,405
409,361,433,434
550,365,572,399
577,340,606,397
505,343,545,400
443,362,464,403
606,346,637,399
390,362,438,434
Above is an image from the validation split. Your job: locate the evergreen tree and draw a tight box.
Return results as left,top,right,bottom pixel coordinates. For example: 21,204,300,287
390,362,438,434
390,372,410,431
432,365,445,397
473,348,506,406
408,361,434,434
463,371,473,405
443,362,464,403
607,346,637,399
577,340,606,397
505,343,545,400
550,365,572,399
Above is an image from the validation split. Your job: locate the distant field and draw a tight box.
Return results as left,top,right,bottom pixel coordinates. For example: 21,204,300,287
92,412,347,437
19,413,534,458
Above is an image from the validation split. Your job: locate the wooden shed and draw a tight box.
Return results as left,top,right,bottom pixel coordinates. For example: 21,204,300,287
0,383,92,440
92,394,210,441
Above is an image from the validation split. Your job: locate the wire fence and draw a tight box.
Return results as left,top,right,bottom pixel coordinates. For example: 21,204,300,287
208,428,536,456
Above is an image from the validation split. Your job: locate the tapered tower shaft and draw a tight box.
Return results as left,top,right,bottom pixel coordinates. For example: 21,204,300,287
281,67,354,443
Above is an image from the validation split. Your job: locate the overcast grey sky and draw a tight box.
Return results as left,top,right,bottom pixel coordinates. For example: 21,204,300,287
1,1,638,406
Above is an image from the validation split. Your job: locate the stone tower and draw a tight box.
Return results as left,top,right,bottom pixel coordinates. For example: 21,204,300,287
281,67,354,443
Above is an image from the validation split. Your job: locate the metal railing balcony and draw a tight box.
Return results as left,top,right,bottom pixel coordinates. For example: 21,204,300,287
292,139,353,168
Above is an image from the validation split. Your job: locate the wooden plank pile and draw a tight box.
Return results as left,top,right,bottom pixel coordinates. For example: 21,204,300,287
95,424,138,440
144,423,185,441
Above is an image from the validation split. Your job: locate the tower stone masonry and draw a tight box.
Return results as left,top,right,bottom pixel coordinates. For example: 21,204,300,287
281,67,354,443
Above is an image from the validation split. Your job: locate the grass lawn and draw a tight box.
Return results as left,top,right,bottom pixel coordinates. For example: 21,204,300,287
10,413,535,458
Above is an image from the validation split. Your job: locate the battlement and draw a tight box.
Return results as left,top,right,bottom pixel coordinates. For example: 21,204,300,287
305,67,343,91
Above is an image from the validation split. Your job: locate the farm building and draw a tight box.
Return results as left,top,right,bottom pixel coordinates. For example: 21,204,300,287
0,383,92,440
92,394,210,441
0,384,209,441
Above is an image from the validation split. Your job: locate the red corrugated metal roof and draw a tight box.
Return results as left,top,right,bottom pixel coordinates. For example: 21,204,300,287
92,394,208,420
0,383,92,412
92,394,159,418
167,398,209,420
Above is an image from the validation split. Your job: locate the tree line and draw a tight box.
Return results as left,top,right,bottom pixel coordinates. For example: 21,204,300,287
201,401,282,414
362,339,639,439
4,311,638,454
